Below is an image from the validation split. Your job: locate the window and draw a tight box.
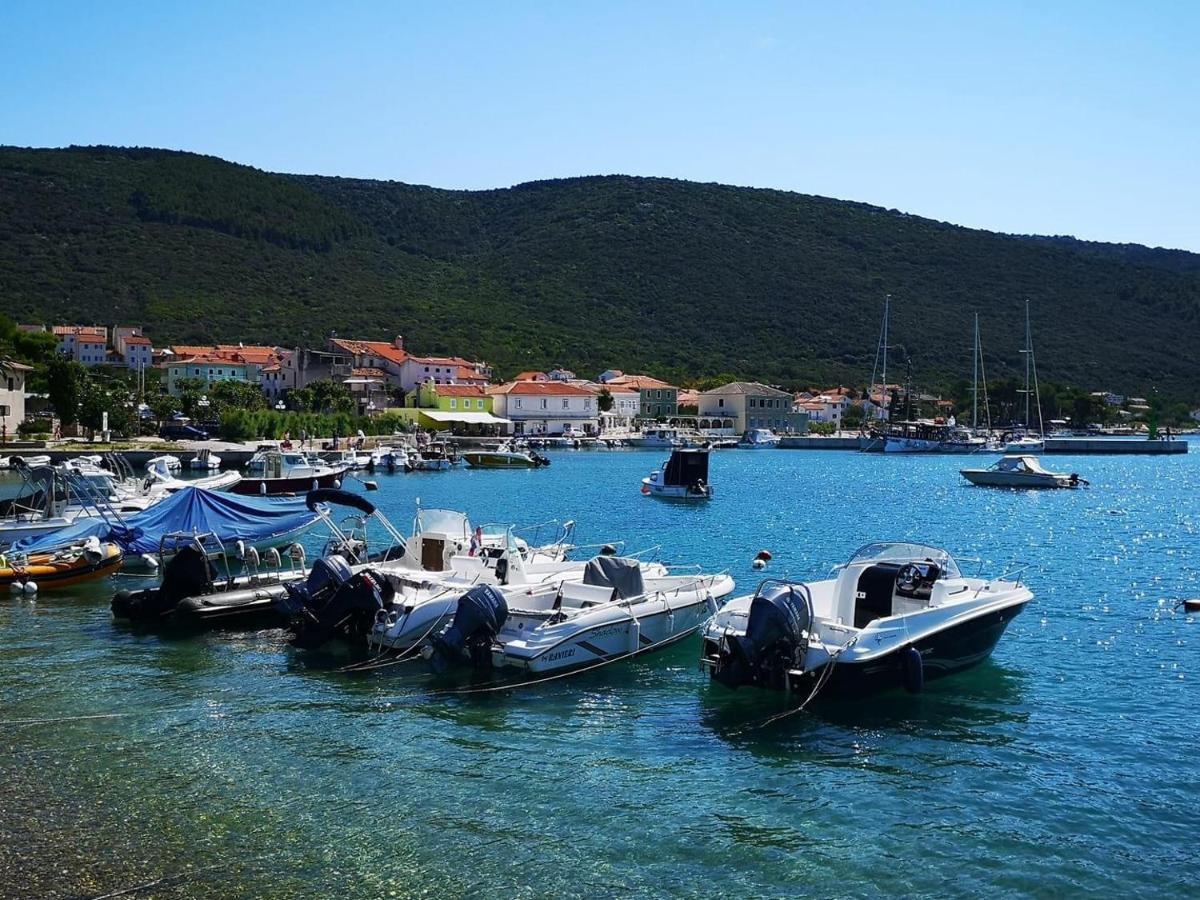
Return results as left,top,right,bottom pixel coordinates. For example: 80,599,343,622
718,398,724,408
562,399,569,409
584,399,591,409
541,398,548,409
477,399,484,410
515,398,523,409
450,399,457,409
6,378,12,391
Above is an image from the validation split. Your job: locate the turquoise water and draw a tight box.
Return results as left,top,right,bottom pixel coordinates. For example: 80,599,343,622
2,446,1198,897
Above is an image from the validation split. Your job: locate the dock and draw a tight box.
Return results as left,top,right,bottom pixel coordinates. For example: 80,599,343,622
1042,437,1188,455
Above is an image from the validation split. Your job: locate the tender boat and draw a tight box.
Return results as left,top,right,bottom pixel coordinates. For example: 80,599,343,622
462,443,550,469
233,449,346,495
189,449,222,470
738,428,780,449
701,542,1031,699
1,536,123,592
1003,435,1045,453
961,455,1085,489
641,448,713,499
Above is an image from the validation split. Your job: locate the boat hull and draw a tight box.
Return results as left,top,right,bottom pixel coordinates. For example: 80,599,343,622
1,542,124,591
785,600,1028,699
230,470,344,496
463,452,538,469
961,471,1072,489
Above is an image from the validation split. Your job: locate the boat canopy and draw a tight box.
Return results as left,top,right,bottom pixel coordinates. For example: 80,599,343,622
663,449,710,487
846,541,961,578
582,555,645,600
992,455,1050,474
12,486,321,556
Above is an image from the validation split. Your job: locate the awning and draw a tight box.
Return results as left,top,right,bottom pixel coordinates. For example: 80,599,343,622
421,410,512,425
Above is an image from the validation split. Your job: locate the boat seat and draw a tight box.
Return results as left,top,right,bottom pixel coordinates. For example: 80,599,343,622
557,581,615,609
854,563,900,628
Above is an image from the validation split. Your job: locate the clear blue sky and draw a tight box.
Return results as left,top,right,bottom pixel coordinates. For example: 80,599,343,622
3,1,1197,250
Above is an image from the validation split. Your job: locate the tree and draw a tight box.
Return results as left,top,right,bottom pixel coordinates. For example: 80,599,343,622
597,387,614,413
209,379,266,419
842,405,865,429
46,355,86,427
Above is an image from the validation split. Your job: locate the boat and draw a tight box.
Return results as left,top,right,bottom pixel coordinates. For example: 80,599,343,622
641,448,713,499
411,441,459,471
324,448,372,470
0,454,51,469
14,485,323,571
1006,300,1045,453
232,449,347,496
627,427,684,449
882,419,952,453
1,536,124,593
737,428,779,449
111,489,405,627
701,541,1032,699
471,556,736,675
462,443,550,469
189,449,222,470
961,455,1086,489
145,454,182,474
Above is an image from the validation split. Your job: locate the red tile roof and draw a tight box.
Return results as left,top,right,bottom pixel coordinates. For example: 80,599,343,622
436,384,486,397
53,325,106,337
170,344,281,365
330,338,409,366
351,367,388,378
606,374,675,391
487,381,596,397
514,371,547,382
124,335,152,345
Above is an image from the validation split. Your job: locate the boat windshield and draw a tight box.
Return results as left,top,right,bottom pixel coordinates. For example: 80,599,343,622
479,523,518,550
416,508,471,539
846,542,960,578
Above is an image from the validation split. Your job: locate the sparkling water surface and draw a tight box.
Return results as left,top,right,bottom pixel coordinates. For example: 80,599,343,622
2,445,1197,898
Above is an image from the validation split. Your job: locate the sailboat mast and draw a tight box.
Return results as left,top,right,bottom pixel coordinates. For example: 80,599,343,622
972,313,980,430
880,294,889,421
1023,300,1031,429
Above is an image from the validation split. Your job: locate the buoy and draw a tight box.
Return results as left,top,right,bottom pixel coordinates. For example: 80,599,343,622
259,482,267,496
902,646,924,693
752,558,766,570
1183,598,1200,612
755,550,773,562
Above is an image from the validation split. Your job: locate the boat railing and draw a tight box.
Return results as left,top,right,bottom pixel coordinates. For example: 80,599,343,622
975,563,1031,595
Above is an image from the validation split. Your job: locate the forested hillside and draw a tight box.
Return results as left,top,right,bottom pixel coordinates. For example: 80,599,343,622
3,145,1197,397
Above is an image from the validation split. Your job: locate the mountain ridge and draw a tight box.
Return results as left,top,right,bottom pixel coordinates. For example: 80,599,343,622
2,145,1197,398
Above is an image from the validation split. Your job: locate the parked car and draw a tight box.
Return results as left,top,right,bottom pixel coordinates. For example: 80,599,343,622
158,423,210,441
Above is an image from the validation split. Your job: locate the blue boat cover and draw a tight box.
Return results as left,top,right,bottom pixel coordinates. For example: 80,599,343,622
13,487,320,556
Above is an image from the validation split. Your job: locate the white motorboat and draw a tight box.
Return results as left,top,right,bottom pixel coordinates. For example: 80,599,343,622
0,454,50,469
324,448,372,470
462,443,550,469
627,427,685,449
961,455,1085,489
479,556,735,675
701,542,1031,698
189,449,222,470
233,450,346,496
145,454,182,474
411,441,459,471
737,428,779,449
641,448,713,499
1004,435,1044,453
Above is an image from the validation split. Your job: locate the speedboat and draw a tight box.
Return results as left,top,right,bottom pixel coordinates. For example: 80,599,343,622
961,455,1085,489
462,443,550,469
411,441,459,471
737,428,779,449
641,448,713,499
701,542,1031,698
627,428,684,449
0,454,50,469
233,449,346,495
145,454,182,474
1004,434,1045,453
189,450,222,470
474,556,735,675
324,448,372,470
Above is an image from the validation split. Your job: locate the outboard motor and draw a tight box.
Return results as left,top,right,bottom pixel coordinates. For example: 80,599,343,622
277,557,395,650
426,584,508,673
112,544,214,621
711,583,812,691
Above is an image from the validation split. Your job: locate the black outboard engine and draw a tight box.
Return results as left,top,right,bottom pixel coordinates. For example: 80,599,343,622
112,544,214,621
712,583,812,691
277,556,395,650
426,584,508,673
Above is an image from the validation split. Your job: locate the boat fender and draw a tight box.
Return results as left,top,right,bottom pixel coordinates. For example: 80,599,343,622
9,581,22,593
23,580,37,595
752,558,766,570
141,553,160,570
902,646,924,694
260,482,267,496
628,617,641,653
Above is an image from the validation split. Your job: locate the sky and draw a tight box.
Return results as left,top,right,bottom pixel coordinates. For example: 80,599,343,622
2,1,1197,250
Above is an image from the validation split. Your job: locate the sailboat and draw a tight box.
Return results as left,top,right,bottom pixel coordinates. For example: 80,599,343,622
942,313,993,453
859,294,891,452
1005,300,1045,453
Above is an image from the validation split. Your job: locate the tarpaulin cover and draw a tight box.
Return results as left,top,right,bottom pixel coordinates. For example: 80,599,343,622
13,487,320,556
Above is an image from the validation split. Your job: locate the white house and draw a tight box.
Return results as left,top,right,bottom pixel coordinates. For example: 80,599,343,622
329,336,490,394
0,360,31,440
54,325,108,366
487,381,600,436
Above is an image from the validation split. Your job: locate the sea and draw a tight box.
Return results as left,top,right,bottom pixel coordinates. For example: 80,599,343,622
1,443,1197,898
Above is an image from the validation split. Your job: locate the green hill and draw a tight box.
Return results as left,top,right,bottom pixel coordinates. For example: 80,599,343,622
2,145,1197,398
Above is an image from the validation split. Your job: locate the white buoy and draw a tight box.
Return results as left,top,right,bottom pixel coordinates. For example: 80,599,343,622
23,580,37,594
752,558,766,570
9,582,22,593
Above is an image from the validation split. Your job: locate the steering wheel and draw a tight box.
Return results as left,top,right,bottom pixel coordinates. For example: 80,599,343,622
897,563,922,592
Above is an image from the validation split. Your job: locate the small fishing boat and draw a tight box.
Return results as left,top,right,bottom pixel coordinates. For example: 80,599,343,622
189,449,222,470
961,455,1085,489
1,537,123,593
411,441,459,471
701,542,1031,699
233,449,346,496
641,448,713,499
462,443,550,469
737,428,779,449
627,427,684,449
145,454,182,474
